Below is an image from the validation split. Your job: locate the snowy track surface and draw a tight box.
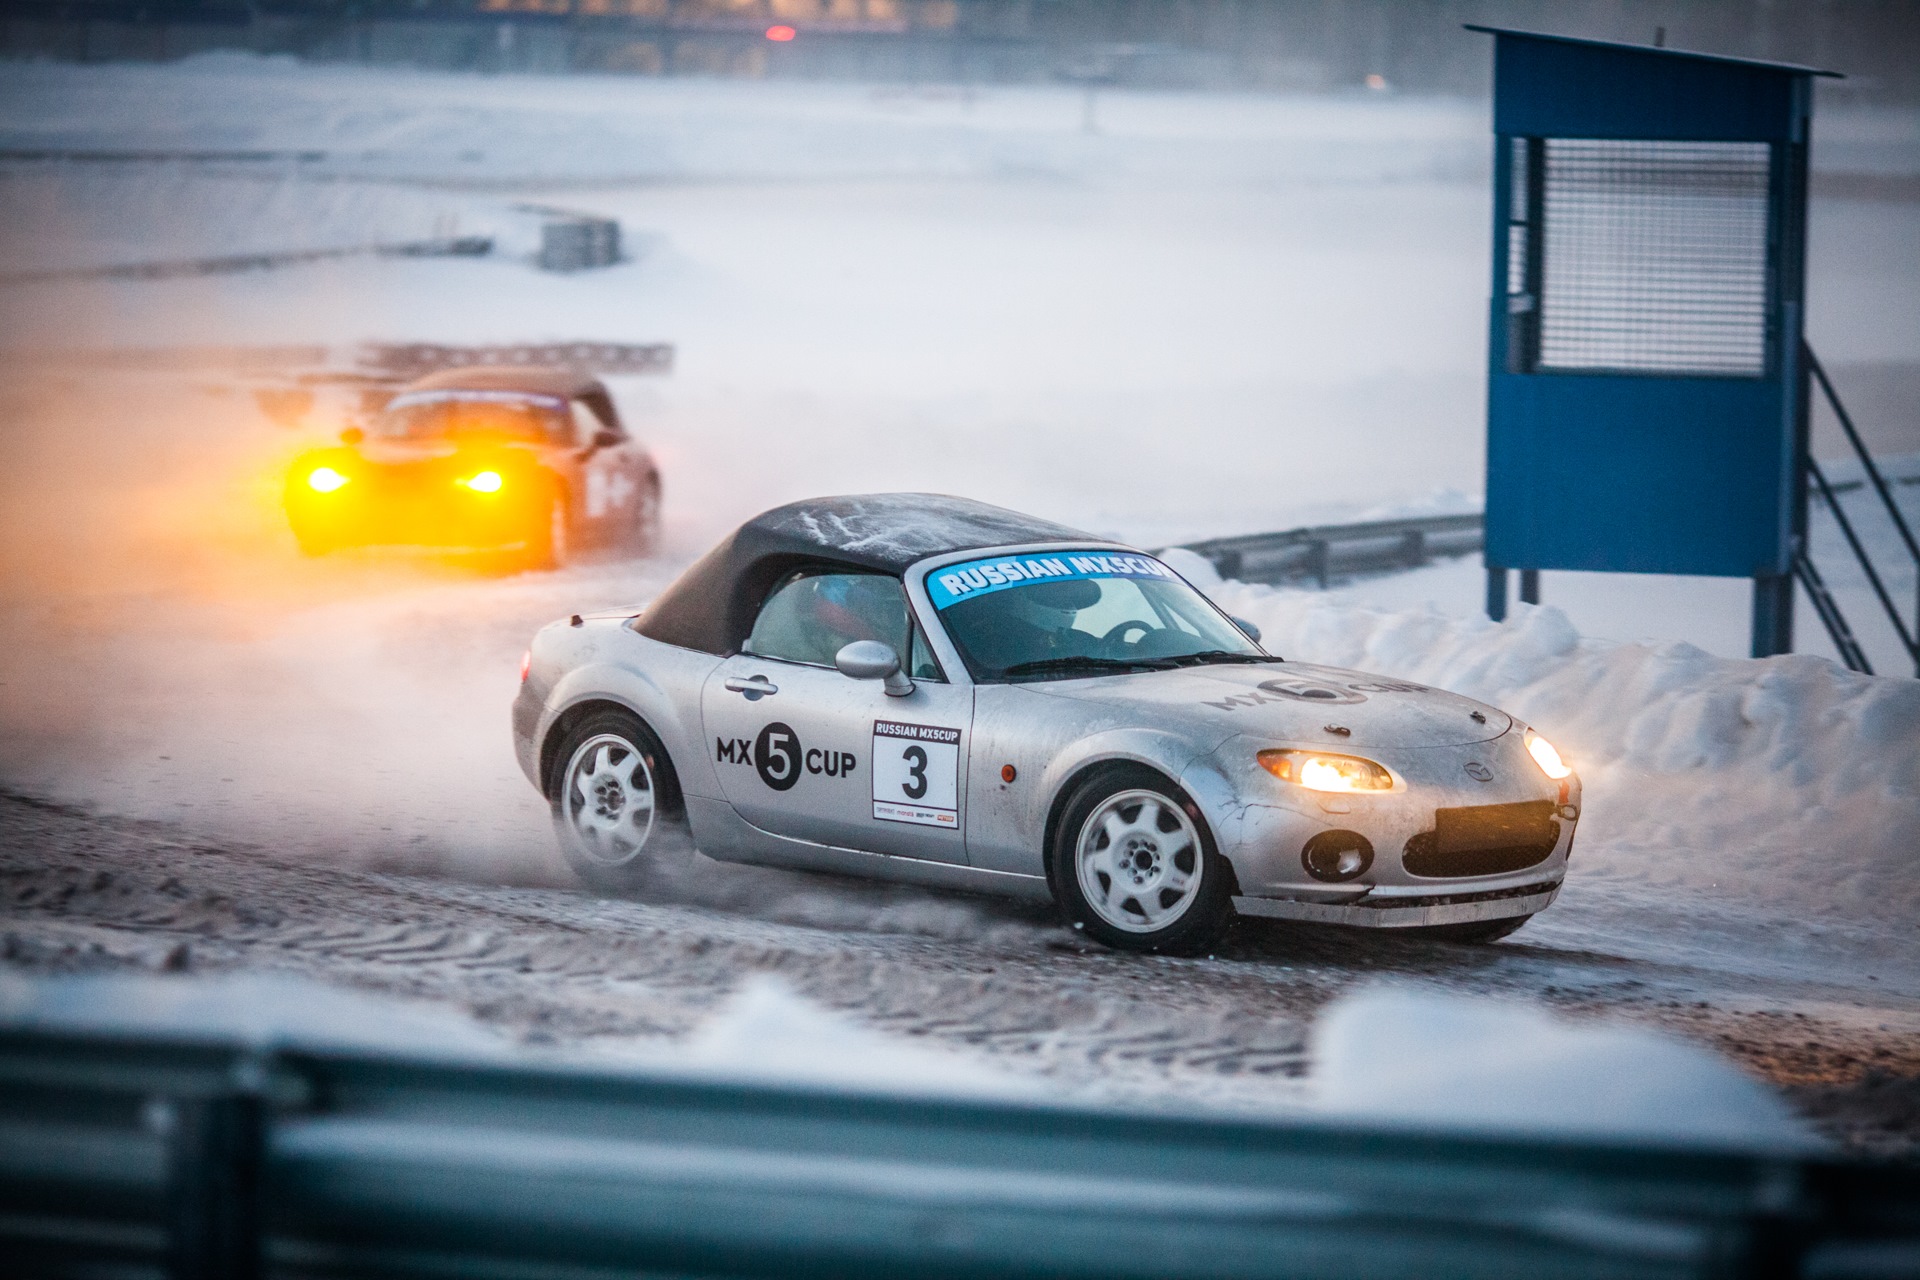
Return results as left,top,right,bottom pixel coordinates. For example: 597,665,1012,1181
6,789,1918,1154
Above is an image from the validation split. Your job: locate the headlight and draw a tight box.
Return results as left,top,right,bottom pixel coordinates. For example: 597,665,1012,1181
1258,749,1395,792
1524,729,1572,779
306,466,349,493
461,470,504,493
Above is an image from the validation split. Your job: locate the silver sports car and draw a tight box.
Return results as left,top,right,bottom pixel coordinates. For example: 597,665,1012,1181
512,495,1580,953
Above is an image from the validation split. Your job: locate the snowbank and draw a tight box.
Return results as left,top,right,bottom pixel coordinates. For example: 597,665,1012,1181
1167,550,1920,924
1313,985,1814,1150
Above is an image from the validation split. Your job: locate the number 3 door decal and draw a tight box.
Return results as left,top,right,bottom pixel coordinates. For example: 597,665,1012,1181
872,721,959,829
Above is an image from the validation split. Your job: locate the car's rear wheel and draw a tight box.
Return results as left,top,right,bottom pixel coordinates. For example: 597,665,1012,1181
1050,767,1232,955
548,709,684,893
1405,914,1533,944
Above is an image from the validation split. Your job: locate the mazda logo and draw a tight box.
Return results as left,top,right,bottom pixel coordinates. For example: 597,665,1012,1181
1464,761,1493,782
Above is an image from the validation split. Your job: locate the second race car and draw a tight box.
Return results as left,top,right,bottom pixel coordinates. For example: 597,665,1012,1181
513,494,1581,953
286,366,661,566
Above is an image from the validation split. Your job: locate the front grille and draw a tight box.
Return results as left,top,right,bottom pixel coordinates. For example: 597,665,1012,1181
1403,800,1560,878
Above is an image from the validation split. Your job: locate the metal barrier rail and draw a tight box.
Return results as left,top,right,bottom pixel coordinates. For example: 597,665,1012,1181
13,341,676,382
2,1025,1916,1280
1168,514,1485,588
0,237,493,287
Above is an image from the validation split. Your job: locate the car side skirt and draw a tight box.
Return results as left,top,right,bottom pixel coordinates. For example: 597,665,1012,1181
1231,882,1560,929
687,797,1054,903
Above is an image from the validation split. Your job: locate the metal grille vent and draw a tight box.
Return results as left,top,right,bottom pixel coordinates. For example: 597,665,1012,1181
1537,140,1771,376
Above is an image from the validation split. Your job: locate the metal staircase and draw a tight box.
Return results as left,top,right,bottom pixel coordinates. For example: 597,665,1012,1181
1800,345,1920,677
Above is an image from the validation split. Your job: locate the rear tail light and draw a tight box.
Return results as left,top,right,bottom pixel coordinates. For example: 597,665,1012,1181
519,650,532,683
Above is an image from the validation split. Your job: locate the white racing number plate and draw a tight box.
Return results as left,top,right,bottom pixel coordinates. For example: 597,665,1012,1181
871,720,961,829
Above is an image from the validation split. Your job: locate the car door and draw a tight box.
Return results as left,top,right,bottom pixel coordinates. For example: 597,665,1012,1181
569,398,640,541
700,569,972,865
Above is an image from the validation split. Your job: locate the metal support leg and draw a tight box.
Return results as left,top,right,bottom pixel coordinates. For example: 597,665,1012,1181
1518,569,1540,605
1486,567,1508,622
1751,573,1794,659
167,1094,264,1280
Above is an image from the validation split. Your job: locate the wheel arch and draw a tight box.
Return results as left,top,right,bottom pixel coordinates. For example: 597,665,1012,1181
1039,752,1239,901
540,697,683,813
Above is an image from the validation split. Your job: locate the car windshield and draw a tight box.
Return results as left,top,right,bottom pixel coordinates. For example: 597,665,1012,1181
926,551,1267,682
376,390,571,443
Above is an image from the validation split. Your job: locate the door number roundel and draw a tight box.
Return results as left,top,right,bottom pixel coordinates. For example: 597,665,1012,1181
754,722,801,791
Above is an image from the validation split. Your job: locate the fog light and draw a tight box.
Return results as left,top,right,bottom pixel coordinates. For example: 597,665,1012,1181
1302,830,1374,882
463,470,503,493
307,466,349,493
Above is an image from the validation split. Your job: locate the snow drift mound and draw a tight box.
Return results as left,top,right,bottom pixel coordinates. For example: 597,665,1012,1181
1162,552,1920,924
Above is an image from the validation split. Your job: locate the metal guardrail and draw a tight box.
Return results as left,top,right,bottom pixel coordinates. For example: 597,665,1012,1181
3,1024,1916,1280
1169,513,1485,588
0,237,493,287
15,341,675,383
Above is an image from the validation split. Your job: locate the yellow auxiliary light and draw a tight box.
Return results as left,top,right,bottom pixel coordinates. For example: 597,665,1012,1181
307,466,349,493
1524,729,1573,780
1258,749,1395,793
462,470,504,493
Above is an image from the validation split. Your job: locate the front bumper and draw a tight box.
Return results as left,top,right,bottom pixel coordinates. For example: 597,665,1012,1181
1232,880,1560,929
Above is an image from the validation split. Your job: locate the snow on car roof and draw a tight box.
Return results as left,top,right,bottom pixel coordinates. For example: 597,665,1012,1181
636,493,1093,655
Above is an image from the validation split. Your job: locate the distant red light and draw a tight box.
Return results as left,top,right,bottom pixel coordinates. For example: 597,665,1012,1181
765,24,796,42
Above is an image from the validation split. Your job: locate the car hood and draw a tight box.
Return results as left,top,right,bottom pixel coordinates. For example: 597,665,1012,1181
1026,662,1512,749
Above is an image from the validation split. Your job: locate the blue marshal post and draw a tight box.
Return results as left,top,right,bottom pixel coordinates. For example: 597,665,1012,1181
1469,27,1839,658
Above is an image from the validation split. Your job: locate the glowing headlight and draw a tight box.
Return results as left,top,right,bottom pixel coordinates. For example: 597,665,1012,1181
462,470,504,493
1258,749,1395,793
1524,729,1572,780
306,466,349,493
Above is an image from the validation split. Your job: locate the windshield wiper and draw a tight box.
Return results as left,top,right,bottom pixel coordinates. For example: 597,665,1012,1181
1162,651,1279,667
1000,656,1178,679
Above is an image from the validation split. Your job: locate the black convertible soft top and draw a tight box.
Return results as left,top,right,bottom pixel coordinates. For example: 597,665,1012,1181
636,493,1094,655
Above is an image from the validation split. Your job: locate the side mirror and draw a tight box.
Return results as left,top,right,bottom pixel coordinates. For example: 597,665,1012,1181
340,426,365,446
835,640,915,697
1231,617,1262,643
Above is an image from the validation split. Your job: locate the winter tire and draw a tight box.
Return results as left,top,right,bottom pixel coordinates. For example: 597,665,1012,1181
526,492,571,571
548,708,684,893
626,476,662,557
1049,766,1232,955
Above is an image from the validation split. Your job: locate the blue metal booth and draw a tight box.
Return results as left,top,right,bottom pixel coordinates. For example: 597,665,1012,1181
1472,27,1839,658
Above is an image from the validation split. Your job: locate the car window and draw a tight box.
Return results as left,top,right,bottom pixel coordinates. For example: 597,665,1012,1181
569,401,605,448
926,551,1261,682
909,620,943,681
377,390,570,444
744,571,913,668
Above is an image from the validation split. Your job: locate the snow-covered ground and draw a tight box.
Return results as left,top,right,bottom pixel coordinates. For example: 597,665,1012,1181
0,59,1916,1140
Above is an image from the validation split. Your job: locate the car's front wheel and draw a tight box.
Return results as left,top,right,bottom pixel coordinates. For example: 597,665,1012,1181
525,492,571,571
548,709,684,893
625,475,662,557
1050,767,1233,955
